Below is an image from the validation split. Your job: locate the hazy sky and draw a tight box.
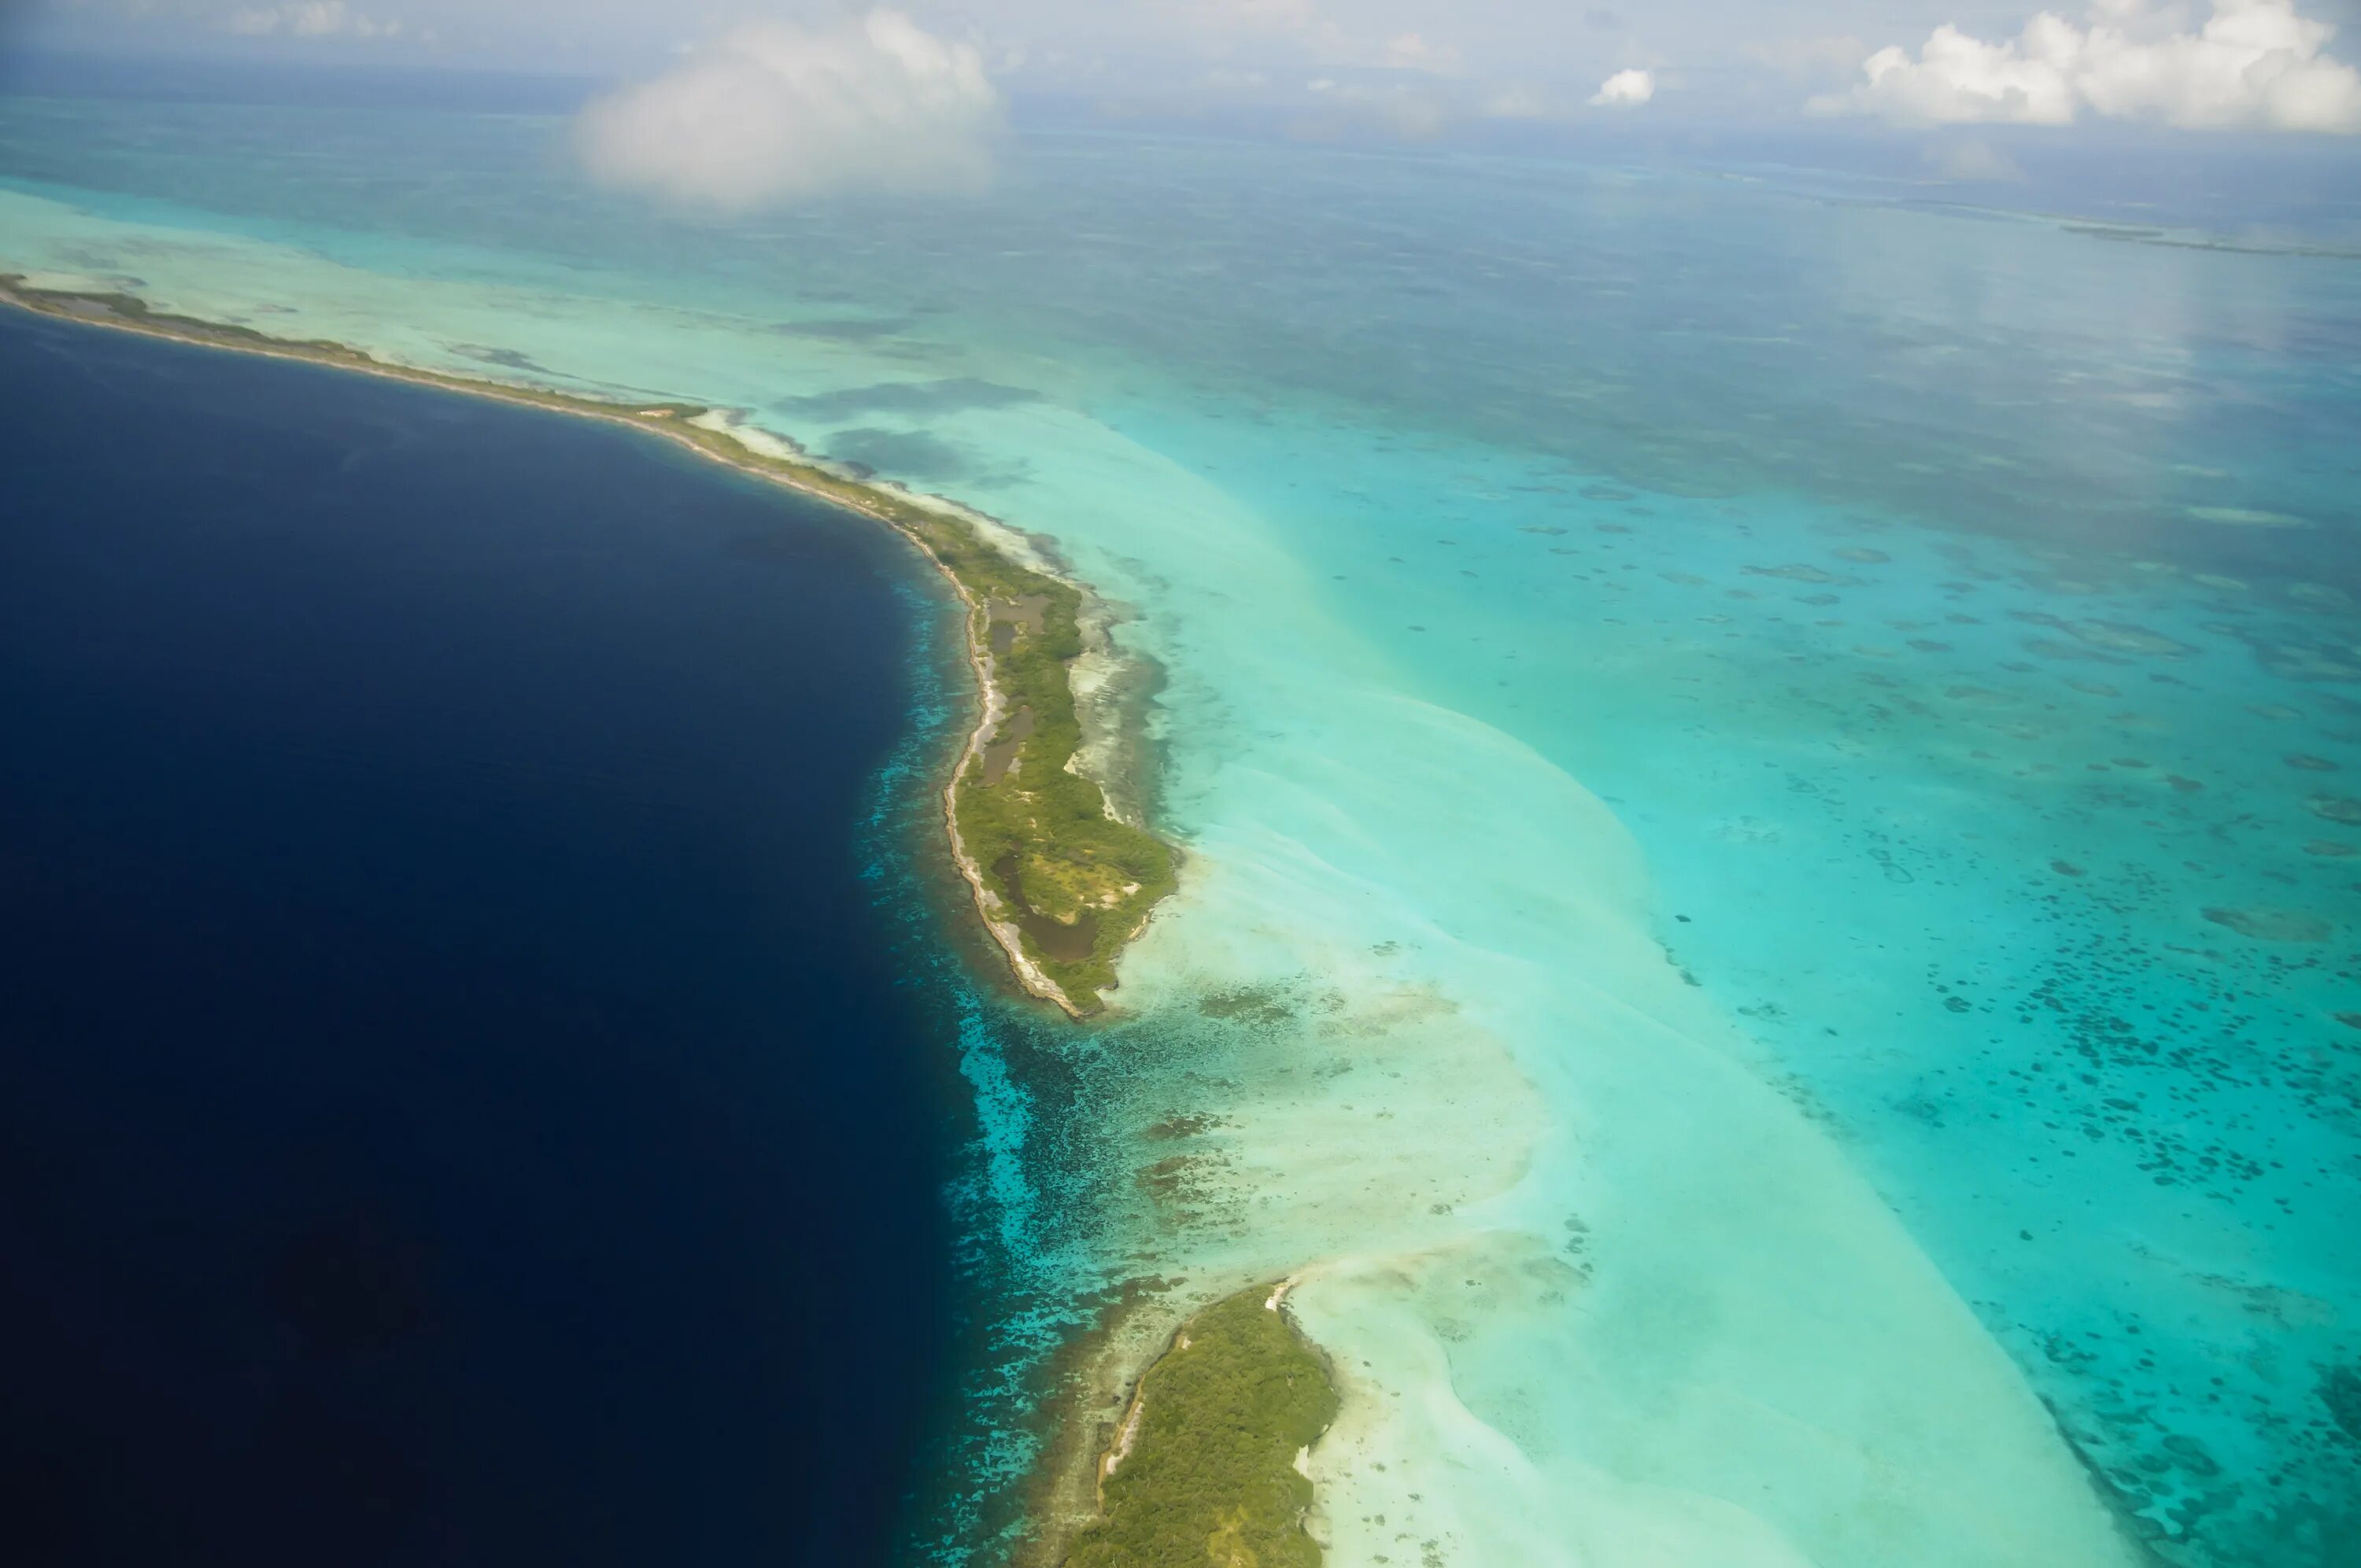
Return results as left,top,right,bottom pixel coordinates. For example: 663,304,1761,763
13,0,2361,142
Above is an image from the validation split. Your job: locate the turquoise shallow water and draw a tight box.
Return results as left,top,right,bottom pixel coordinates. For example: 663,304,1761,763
3,79,2356,1567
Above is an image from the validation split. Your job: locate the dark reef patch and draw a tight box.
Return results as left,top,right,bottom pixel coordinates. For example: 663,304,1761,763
826,426,974,482
769,315,916,342
1197,984,1299,1029
448,341,551,374
2323,1367,2361,1444
777,376,1044,421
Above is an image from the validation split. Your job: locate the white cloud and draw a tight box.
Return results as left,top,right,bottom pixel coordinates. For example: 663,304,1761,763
1591,67,1655,107
225,2,399,39
575,11,1001,210
1809,0,2361,132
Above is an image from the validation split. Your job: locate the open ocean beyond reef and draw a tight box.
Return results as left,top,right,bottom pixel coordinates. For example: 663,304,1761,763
2,58,2358,1568
0,308,1021,1566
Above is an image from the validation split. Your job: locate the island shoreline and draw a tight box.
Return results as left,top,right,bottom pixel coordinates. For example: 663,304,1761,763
0,275,1167,1018
1,279,1347,1568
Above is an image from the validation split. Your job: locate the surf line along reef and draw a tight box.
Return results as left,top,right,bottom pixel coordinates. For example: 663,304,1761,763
0,276,1173,1016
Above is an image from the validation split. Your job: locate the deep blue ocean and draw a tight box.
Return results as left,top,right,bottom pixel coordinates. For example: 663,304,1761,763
0,308,966,1566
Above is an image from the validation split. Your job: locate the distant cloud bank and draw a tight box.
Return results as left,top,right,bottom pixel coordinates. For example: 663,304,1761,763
576,10,1001,210
1590,67,1654,107
1811,0,2361,132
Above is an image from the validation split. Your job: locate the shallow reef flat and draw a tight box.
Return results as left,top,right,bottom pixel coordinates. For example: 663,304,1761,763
1093,391,2359,1564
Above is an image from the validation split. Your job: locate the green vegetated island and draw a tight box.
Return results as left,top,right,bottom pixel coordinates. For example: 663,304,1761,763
0,275,1171,1013
1065,1286,1338,1568
2,276,1340,1563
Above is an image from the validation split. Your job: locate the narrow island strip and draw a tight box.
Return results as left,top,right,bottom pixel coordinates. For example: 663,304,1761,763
0,275,1175,1015
1063,1283,1339,1568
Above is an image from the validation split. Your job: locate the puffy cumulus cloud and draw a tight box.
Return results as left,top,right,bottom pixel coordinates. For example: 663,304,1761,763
575,11,1000,210
226,1,401,38
1482,78,1647,123
1809,0,2361,132
1590,67,1655,107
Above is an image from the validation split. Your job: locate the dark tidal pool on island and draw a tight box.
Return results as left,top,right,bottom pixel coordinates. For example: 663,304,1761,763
0,310,965,1567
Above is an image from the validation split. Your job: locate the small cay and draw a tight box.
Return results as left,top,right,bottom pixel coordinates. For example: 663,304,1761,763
0,275,1175,1015
1066,1286,1338,1568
